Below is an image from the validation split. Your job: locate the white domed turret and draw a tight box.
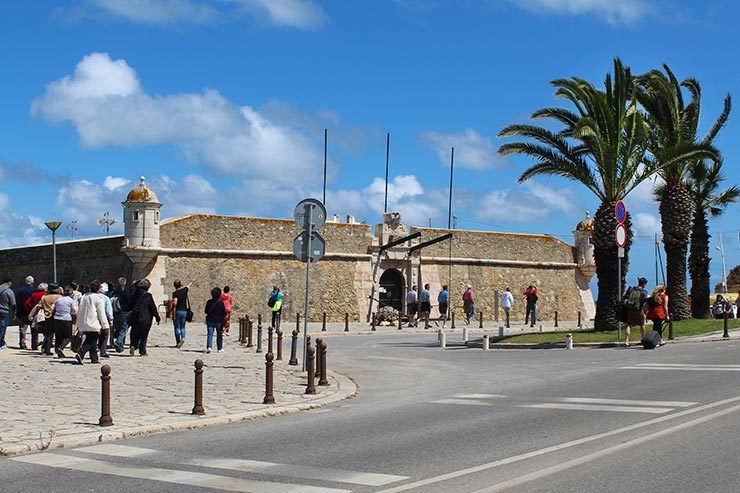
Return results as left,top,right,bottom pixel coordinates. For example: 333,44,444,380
574,211,595,281
122,176,162,248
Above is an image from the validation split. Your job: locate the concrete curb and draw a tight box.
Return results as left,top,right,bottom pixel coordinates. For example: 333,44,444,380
0,370,357,458
464,333,740,350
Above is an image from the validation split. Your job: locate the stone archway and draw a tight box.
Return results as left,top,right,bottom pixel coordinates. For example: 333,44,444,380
379,268,405,312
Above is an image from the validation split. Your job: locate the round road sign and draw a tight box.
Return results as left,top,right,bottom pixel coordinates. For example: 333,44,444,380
294,198,327,230
615,200,627,224
615,223,627,248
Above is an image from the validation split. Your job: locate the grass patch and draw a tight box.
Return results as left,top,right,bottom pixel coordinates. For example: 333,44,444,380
490,318,740,344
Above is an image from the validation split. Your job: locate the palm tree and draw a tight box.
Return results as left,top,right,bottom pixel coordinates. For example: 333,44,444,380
498,58,652,331
636,66,721,320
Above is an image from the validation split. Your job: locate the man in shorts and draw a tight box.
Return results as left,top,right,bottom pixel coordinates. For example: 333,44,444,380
406,285,418,327
438,285,449,327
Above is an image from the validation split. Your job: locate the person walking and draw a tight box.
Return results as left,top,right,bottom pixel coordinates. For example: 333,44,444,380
438,285,449,327
623,277,649,347
646,284,669,346
463,284,475,325
112,277,135,353
406,285,419,327
500,287,514,328
15,276,35,349
523,285,538,327
52,286,77,358
268,287,283,330
98,282,113,358
24,282,47,350
171,279,192,348
75,280,110,365
127,279,160,356
38,285,62,355
0,276,16,350
205,287,227,353
220,286,233,335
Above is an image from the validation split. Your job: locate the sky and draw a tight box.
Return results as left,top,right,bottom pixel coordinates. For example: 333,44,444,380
1,0,739,294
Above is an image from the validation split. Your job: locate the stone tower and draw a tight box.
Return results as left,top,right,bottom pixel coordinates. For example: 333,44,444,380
574,211,596,281
121,176,162,271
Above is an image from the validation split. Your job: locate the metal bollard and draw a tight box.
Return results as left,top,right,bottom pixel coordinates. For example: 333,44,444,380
263,353,275,404
440,332,447,348
669,317,675,340
289,330,298,366
256,319,263,353
723,313,729,338
99,364,113,427
539,324,543,333
479,311,483,329
566,333,573,350
247,318,254,348
498,326,504,337
296,312,300,333
437,329,442,342
371,312,377,331
554,310,559,328
276,330,283,360
424,311,430,330
305,345,317,395
451,311,456,329
577,311,582,328
315,338,323,378
322,312,327,331
482,334,489,351
398,312,403,330
268,326,274,354
318,340,328,386
345,312,349,332
463,327,469,343
192,359,205,415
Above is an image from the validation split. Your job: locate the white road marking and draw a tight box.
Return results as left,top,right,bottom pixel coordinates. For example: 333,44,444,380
636,363,740,368
620,366,740,372
374,395,740,493
198,458,408,486
76,444,158,457
454,394,506,399
11,454,350,493
523,403,673,414
430,399,493,406
559,397,696,407
471,402,740,492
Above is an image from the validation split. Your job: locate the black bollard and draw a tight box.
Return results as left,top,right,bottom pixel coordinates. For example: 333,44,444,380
192,359,205,415
669,317,675,340
289,330,298,366
256,319,263,353
318,340,328,386
554,310,559,328
479,311,483,329
305,345,317,395
268,325,274,354
345,312,349,332
577,311,582,328
99,365,113,427
723,312,729,338
315,338,322,378
322,312,327,331
371,312,377,331
263,353,275,404
247,318,254,348
296,313,300,333
451,311,456,329
398,311,403,330
276,330,283,360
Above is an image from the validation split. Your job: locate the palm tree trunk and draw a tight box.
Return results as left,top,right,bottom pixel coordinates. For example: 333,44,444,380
689,207,711,318
593,202,631,331
659,183,692,320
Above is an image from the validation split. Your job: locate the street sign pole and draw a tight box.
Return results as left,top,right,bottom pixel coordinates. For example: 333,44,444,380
615,201,627,341
302,203,313,372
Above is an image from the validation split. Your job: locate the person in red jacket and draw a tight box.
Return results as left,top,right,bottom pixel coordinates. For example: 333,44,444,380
25,282,47,350
523,285,538,327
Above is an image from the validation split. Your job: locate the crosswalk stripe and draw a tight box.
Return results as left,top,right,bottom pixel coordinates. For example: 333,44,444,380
522,403,673,414
430,399,493,406
11,454,350,493
559,397,696,407
636,363,740,368
197,459,408,486
77,444,158,457
620,366,740,372
454,394,506,399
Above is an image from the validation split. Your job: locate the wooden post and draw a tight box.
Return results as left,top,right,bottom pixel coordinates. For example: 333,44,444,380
318,340,328,386
99,365,113,426
276,330,283,360
305,345,317,395
345,312,349,332
322,312,327,331
263,353,275,404
192,359,205,415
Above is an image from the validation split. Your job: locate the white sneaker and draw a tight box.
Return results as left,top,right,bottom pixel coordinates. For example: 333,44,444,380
217,349,224,353
206,348,211,354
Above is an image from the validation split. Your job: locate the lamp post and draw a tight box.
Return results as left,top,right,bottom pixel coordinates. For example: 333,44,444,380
66,220,78,240
97,212,116,236
45,221,62,284
715,231,727,294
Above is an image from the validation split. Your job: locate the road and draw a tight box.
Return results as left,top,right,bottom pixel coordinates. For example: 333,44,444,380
3,332,740,492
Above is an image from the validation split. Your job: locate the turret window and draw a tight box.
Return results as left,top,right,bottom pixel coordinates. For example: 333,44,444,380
155,211,160,224
133,211,140,221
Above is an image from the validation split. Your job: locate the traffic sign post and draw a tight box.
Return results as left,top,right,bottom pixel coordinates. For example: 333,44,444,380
294,199,327,372
615,201,628,341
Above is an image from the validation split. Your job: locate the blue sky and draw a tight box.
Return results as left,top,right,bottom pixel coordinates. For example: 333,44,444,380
1,0,739,293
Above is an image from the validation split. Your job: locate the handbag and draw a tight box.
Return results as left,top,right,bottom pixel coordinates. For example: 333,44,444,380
185,297,194,322
29,304,46,327
70,331,83,353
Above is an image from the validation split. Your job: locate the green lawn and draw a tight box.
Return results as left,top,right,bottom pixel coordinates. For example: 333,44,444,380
490,318,740,344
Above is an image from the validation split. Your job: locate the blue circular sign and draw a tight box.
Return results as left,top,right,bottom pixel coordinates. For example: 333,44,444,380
615,200,627,224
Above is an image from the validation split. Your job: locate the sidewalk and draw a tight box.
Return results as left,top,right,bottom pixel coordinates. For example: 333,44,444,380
301,318,581,336
0,323,356,457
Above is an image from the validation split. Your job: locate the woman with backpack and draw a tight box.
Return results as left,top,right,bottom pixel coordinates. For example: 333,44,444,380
623,277,648,347
646,284,669,346
205,287,227,353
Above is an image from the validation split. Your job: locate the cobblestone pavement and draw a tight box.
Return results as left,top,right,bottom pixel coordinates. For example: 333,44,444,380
0,322,354,456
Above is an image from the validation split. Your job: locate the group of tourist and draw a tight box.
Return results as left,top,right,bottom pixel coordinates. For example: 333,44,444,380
621,278,670,347
0,274,243,361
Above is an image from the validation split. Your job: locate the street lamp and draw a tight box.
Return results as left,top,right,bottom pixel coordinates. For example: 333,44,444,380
45,221,62,284
66,220,78,240
97,211,117,236
715,231,727,294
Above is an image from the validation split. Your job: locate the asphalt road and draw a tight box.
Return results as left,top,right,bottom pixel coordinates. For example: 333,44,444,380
3,331,740,493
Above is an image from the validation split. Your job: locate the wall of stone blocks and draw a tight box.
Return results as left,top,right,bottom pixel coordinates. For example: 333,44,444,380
161,215,373,254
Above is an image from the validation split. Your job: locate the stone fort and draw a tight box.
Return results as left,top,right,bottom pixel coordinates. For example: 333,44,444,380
0,178,597,323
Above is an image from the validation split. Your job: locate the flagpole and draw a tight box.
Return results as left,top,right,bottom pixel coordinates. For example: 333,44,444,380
384,133,390,213
322,128,328,205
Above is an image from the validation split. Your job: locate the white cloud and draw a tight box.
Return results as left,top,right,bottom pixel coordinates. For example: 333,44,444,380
420,128,505,171
152,174,220,216
625,173,663,211
103,176,131,191
474,181,580,223
0,193,53,248
32,53,323,185
505,0,652,24
633,212,662,240
82,0,326,29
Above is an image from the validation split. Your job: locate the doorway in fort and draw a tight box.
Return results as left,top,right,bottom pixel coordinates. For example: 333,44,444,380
379,268,404,312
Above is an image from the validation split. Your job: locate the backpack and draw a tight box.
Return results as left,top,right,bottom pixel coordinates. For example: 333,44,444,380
645,296,658,309
625,288,642,311
267,294,278,308
713,302,725,316
111,295,122,313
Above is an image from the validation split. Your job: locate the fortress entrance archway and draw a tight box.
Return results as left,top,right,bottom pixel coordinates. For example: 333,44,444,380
379,268,405,312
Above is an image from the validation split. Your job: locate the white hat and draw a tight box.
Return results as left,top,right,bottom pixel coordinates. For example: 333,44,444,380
101,282,109,293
